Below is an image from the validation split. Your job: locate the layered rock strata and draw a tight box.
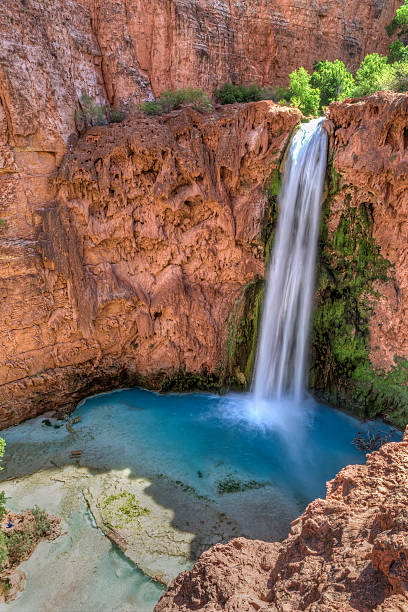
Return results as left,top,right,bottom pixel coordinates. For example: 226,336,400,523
0,0,400,128
156,427,408,611
0,102,300,426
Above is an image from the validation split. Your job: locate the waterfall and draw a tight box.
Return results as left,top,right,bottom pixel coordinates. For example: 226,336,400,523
253,118,328,402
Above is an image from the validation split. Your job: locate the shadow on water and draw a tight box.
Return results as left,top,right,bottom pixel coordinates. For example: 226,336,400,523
1,387,402,566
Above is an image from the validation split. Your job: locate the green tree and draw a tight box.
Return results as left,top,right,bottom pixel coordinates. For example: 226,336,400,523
395,0,408,32
311,60,355,107
387,0,408,37
353,53,391,96
388,40,408,64
289,67,321,116
381,61,408,92
214,83,274,104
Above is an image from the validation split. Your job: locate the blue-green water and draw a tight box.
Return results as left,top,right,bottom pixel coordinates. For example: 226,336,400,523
75,389,400,503
0,389,401,611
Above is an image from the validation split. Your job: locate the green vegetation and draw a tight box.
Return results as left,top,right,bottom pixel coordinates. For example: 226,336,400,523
289,67,320,115
0,506,53,569
353,53,390,96
101,491,150,530
387,0,408,36
76,93,125,128
216,474,269,495
139,88,212,115
311,164,408,429
214,83,274,104
158,367,223,393
311,60,355,106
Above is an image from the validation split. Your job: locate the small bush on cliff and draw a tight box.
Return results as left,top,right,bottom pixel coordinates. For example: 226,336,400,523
214,83,274,104
139,88,212,115
289,67,320,116
311,60,355,107
76,94,125,129
76,94,109,127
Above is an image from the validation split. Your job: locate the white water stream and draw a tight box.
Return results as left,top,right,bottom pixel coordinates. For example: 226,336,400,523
254,118,328,401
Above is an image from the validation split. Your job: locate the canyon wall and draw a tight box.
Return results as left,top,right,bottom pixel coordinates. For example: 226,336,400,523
0,0,400,133
0,101,300,426
156,427,408,611
1,0,407,428
310,92,408,429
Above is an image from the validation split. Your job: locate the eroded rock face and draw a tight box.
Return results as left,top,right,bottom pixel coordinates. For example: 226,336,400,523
327,93,408,372
0,102,300,426
0,0,399,129
156,429,408,611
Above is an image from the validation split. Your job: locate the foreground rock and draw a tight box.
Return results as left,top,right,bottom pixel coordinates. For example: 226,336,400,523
156,428,408,611
0,101,300,425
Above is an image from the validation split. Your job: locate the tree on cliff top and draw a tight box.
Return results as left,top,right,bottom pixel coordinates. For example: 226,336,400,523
387,0,408,37
311,60,355,107
289,67,320,116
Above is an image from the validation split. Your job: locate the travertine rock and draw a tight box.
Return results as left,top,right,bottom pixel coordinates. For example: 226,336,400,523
156,428,408,611
327,92,408,371
0,102,300,425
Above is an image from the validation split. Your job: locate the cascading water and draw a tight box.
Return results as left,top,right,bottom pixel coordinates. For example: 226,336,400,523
254,118,328,402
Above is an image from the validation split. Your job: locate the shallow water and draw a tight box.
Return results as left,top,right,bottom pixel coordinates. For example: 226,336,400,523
0,389,401,611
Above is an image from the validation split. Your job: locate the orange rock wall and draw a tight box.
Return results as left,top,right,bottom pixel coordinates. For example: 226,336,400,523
0,102,300,426
327,92,408,371
0,0,405,427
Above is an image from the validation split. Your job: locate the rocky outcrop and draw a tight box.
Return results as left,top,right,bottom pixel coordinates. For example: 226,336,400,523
327,92,408,372
311,92,408,428
156,427,408,611
0,101,300,426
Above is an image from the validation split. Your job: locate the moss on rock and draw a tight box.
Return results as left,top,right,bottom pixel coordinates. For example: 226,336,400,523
310,162,408,429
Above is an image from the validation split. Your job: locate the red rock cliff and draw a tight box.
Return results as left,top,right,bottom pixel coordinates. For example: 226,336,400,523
327,92,408,372
156,428,408,611
0,101,300,426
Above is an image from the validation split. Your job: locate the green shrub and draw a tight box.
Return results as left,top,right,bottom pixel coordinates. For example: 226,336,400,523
76,94,108,127
353,53,391,96
289,67,320,116
6,530,34,566
0,532,7,570
379,61,408,92
108,107,125,123
31,506,51,538
139,101,162,115
394,0,408,35
215,83,274,104
388,40,408,64
76,94,125,127
311,60,355,107
140,88,212,115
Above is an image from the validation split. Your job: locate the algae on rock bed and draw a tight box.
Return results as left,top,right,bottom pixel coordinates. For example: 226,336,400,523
310,161,408,429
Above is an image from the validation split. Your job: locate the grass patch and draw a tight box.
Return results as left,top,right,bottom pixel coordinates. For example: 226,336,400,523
139,88,212,115
101,491,150,530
